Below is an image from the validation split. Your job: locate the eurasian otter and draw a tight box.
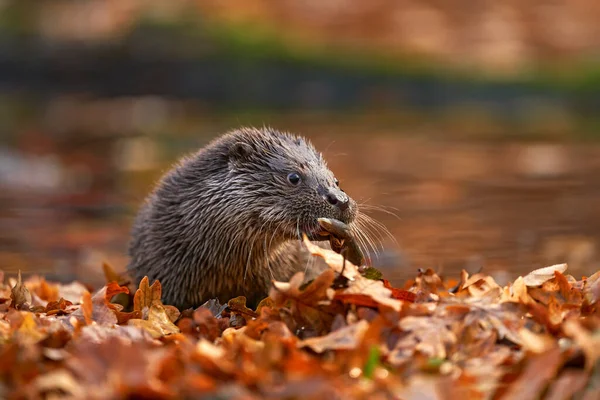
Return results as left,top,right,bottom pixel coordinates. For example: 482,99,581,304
127,127,360,309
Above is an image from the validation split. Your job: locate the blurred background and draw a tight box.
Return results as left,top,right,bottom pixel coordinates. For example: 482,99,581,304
1,0,600,288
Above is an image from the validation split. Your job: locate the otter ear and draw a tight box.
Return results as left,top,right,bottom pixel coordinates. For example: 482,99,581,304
228,142,254,167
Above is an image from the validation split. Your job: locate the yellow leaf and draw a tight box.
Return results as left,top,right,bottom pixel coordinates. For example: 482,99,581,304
128,304,180,339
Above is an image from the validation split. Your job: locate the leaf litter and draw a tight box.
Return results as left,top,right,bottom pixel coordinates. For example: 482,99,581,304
1,245,599,399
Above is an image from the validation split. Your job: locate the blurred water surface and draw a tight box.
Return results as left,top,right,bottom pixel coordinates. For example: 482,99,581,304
2,110,600,289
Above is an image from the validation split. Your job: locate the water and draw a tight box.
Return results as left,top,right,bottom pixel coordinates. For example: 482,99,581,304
2,115,599,289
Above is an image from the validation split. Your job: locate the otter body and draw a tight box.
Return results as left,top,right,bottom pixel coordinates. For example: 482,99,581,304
127,127,357,309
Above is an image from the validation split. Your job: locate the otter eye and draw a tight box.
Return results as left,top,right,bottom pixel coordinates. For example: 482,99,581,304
287,172,301,185
334,179,339,187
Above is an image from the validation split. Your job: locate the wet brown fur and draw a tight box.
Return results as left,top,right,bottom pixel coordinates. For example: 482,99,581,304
127,127,357,309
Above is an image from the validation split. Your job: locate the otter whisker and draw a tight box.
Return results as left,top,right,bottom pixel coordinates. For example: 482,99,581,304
358,203,402,219
356,215,384,250
349,224,373,264
296,217,301,242
355,227,378,263
244,241,254,282
359,213,398,247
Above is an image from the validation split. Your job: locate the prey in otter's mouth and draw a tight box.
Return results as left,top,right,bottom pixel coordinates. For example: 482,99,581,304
127,127,383,310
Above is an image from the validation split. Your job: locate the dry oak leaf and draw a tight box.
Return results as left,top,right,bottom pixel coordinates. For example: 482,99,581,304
340,275,403,311
270,270,335,307
302,235,361,280
299,319,370,353
270,270,336,336
227,296,258,322
134,276,180,323
45,297,74,316
128,304,180,339
10,271,32,310
456,270,502,298
523,263,568,287
71,284,129,327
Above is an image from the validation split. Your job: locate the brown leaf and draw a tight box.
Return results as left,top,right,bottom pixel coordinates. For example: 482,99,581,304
128,304,180,339
102,261,124,284
45,298,74,316
382,279,417,302
72,286,123,327
270,270,336,336
334,293,380,308
10,271,32,310
227,296,258,322
133,276,161,312
302,235,361,280
299,320,369,353
389,315,456,365
133,277,180,322
341,275,404,311
413,268,446,298
523,263,568,287
270,270,335,307
499,348,563,400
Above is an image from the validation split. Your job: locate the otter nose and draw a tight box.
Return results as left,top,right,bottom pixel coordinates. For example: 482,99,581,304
325,188,350,211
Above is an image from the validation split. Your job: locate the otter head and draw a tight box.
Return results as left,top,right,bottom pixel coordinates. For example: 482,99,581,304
225,127,357,241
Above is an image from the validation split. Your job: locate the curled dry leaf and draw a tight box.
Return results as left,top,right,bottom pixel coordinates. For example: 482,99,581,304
10,271,32,310
523,263,568,287
302,235,361,280
299,320,369,353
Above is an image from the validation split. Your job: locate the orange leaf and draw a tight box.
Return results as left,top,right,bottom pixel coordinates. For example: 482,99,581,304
80,291,93,325
133,276,161,313
382,279,417,302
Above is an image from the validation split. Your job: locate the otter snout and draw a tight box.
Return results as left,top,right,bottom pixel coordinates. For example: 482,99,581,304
324,188,350,211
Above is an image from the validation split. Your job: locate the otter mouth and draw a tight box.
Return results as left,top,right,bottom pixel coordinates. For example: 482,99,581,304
297,220,329,242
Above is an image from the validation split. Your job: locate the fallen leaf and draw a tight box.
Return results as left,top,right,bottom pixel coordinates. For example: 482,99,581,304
302,235,361,280
299,320,370,353
10,271,32,310
498,348,563,400
128,304,180,339
227,296,258,322
523,264,568,287
133,277,179,322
